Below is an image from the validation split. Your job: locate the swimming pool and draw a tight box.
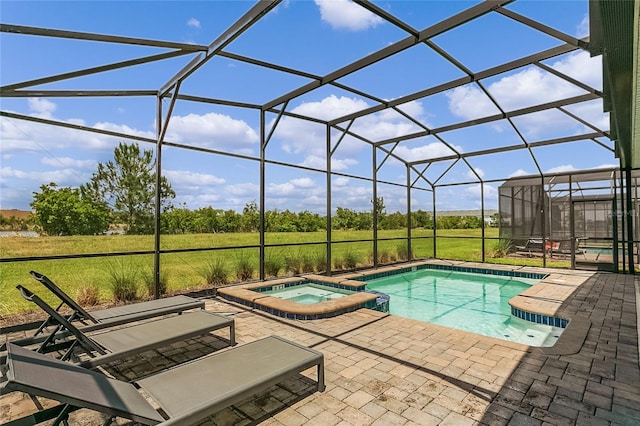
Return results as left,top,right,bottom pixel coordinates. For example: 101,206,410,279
262,283,354,304
365,268,564,346
585,247,613,256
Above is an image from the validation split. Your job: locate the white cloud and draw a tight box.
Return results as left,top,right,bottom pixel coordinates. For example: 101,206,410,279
273,96,428,161
225,182,260,197
164,170,225,187
28,98,56,117
267,177,322,197
550,50,602,90
446,51,604,139
393,142,461,162
331,157,358,171
41,157,96,169
447,51,600,120
293,94,370,121
314,0,383,31
466,167,484,180
273,95,370,157
290,177,315,188
546,164,575,174
333,176,350,187
298,155,326,170
0,166,86,188
564,100,609,131
508,169,530,178
462,183,498,209
1,99,160,154
187,18,201,29
576,14,589,38
165,112,259,153
352,110,423,141
446,85,500,121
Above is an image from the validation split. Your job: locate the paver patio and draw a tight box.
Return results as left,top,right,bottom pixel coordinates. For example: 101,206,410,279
1,264,638,425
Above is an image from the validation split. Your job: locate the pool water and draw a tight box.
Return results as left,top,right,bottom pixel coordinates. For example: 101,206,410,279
263,284,354,304
365,269,564,346
585,247,613,256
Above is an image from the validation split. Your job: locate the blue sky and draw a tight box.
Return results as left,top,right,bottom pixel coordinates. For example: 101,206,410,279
0,0,614,215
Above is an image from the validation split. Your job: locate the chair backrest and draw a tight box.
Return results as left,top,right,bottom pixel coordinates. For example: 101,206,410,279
16,284,106,357
30,270,96,323
3,342,165,425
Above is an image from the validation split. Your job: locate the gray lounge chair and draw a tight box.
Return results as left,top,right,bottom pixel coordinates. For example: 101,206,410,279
29,270,205,334
4,285,234,369
1,336,324,425
514,238,544,256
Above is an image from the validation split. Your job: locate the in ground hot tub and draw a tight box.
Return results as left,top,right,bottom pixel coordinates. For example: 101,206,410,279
217,276,384,319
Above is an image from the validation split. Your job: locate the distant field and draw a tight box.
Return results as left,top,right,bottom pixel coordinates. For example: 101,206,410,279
1,228,568,318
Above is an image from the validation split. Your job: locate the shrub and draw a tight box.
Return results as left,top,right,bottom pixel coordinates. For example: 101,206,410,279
264,251,284,277
333,256,344,271
235,253,254,281
378,249,391,264
342,250,361,270
301,254,315,273
397,242,410,261
105,261,139,302
313,251,327,273
491,238,513,258
201,258,228,286
284,253,302,275
142,269,169,297
76,285,100,306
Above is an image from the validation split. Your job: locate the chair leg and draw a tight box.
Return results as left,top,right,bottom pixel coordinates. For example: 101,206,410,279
52,404,73,426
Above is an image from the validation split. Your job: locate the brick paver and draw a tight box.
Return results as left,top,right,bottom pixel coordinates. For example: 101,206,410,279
1,265,638,425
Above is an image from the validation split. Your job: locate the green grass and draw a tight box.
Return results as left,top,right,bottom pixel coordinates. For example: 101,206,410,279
1,228,569,317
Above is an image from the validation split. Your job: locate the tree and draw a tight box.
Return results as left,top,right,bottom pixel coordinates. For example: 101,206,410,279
31,183,110,235
412,209,433,229
241,200,260,232
333,207,357,230
161,204,197,234
371,196,385,229
81,142,175,234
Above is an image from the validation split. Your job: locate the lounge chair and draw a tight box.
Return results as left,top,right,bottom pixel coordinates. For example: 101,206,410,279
556,238,588,258
514,238,544,256
29,270,205,335
4,285,234,369
1,337,324,425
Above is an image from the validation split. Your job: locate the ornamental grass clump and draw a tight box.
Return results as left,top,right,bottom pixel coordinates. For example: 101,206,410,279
342,250,361,270
106,260,139,302
142,269,169,297
235,253,254,282
491,238,513,258
264,251,284,277
201,258,228,286
301,254,315,273
396,242,410,261
313,251,327,273
284,253,303,275
76,284,100,306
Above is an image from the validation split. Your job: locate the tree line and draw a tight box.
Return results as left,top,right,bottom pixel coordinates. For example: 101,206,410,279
26,142,497,236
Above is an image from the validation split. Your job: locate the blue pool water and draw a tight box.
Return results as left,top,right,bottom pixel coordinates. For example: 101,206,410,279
585,247,613,256
365,269,564,346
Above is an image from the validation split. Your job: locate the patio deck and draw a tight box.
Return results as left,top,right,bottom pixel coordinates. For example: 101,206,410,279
1,264,638,425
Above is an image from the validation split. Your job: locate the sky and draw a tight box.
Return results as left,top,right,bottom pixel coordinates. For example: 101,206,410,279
0,0,615,215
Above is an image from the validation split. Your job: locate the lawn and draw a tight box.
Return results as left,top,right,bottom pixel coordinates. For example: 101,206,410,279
0,228,567,317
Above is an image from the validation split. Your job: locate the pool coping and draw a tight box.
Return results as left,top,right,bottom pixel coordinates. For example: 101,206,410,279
218,259,595,353
217,277,378,320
